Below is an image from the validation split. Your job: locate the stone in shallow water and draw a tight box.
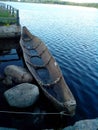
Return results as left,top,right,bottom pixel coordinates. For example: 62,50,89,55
3,76,13,85
63,119,98,130
4,65,33,84
4,83,39,108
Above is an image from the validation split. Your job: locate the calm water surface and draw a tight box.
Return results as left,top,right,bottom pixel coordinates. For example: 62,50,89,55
2,1,98,125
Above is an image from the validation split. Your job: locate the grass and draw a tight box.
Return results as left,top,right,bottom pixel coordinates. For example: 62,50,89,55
0,8,12,17
0,7,16,26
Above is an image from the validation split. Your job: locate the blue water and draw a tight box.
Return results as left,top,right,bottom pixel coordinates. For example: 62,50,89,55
3,2,98,123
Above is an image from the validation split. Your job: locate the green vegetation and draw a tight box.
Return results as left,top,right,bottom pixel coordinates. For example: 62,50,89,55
0,7,17,26
0,18,17,26
0,0,98,26
1,0,98,9
34,1,98,9
12,0,98,9
27,0,98,9
0,8,12,17
58,1,98,8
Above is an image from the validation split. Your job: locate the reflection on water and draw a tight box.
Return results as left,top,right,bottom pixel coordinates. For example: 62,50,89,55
1,1,98,129
0,49,22,73
0,49,20,62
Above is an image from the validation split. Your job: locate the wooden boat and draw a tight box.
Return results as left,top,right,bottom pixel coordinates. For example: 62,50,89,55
20,26,76,116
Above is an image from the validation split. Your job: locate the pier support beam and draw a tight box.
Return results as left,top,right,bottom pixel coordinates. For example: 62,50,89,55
0,25,21,50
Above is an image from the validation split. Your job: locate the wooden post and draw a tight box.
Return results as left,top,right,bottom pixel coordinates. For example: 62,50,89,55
7,5,8,10
10,6,11,14
16,10,19,25
12,8,14,16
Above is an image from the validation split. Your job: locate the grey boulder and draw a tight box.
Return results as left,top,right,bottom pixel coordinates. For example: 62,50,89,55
4,65,33,84
63,119,98,130
4,83,39,108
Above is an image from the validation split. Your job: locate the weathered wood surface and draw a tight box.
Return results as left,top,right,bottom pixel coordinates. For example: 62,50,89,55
0,24,21,38
0,24,21,50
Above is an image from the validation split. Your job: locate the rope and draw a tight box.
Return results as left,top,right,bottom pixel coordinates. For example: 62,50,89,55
0,110,70,116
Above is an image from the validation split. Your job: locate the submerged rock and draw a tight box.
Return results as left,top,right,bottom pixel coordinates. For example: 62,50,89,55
3,76,13,85
4,65,33,84
4,83,39,108
63,118,98,130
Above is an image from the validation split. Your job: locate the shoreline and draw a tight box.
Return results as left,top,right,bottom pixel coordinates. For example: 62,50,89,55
4,1,98,9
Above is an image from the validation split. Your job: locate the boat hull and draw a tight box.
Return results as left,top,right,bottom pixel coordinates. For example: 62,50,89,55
20,26,76,116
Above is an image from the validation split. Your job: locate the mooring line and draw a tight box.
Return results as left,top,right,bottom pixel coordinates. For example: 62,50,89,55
0,110,70,116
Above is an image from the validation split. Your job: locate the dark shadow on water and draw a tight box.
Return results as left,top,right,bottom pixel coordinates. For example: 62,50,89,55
0,43,75,129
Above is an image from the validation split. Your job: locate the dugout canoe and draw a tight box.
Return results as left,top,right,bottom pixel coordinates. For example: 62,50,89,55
20,26,76,116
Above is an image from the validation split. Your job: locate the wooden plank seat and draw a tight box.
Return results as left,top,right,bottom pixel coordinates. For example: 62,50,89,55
42,76,62,87
26,55,52,69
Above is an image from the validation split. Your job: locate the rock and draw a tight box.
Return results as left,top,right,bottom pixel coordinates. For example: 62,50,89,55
63,118,98,130
4,65,33,84
4,83,39,108
3,76,13,85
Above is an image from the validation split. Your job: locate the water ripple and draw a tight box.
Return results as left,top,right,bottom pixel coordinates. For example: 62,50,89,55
5,2,98,124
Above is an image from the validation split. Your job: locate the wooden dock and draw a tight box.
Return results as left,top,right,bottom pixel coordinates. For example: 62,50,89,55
0,3,20,26
0,24,21,50
0,3,21,50
0,24,21,38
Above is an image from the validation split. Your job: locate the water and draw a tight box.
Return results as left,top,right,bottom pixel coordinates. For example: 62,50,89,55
1,1,98,126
